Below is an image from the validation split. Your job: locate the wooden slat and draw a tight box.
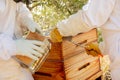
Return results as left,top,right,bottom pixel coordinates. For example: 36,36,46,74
62,29,97,58
33,71,65,80
87,71,102,80
72,29,97,43
64,51,98,68
65,59,100,80
38,63,63,73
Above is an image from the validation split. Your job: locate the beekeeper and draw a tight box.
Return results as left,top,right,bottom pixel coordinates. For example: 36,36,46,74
0,0,45,80
56,0,120,80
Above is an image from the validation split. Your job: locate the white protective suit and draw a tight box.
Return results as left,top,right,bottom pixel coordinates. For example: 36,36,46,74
57,0,120,80
0,0,41,80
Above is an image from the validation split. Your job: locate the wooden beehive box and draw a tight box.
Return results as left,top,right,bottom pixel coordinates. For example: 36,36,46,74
62,29,102,80
33,42,65,80
33,28,102,80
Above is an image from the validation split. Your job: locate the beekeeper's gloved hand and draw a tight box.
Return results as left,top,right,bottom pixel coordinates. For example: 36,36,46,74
15,38,45,60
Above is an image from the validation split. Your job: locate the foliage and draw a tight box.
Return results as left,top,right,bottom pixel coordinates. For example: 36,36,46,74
29,0,88,31
97,28,103,43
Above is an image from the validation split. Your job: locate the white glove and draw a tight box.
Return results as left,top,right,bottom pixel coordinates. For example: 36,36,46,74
15,38,45,60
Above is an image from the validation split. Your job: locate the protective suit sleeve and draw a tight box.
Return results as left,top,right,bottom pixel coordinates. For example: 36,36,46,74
0,34,16,60
57,0,116,36
15,2,40,38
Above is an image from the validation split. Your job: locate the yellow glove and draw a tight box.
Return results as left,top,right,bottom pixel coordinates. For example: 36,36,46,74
50,28,62,42
85,43,103,57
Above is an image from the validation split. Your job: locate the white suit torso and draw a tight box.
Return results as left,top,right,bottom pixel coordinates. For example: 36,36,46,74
104,0,120,30
0,0,16,35
57,0,120,79
0,0,34,80
0,0,17,60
